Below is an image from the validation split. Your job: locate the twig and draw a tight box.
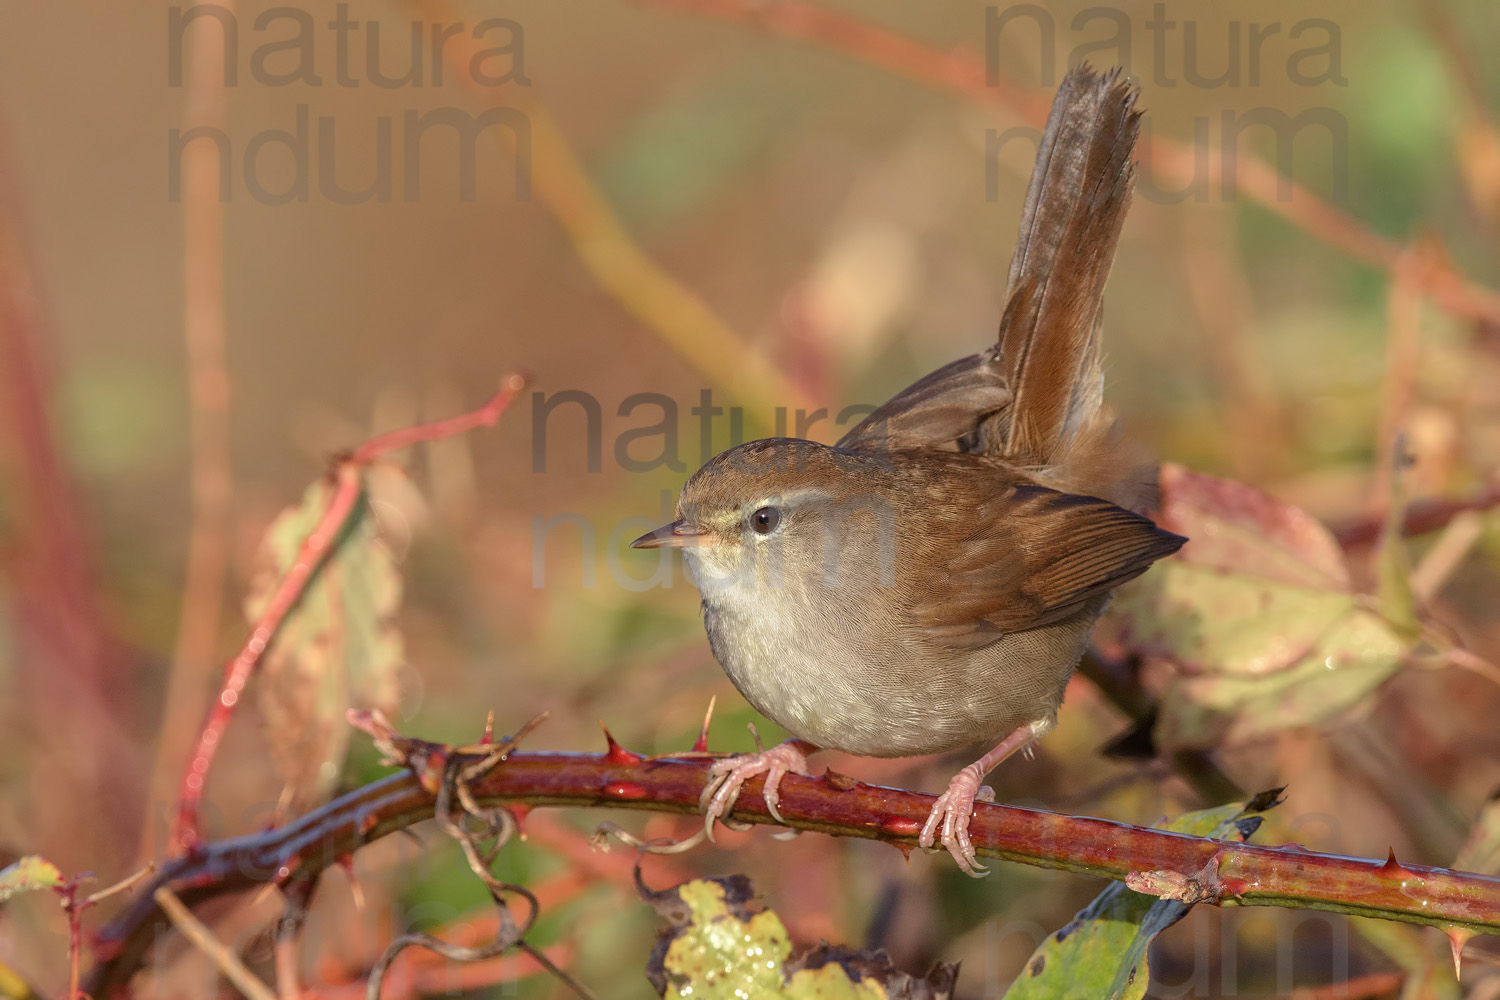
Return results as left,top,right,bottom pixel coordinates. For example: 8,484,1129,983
84,863,157,907
54,864,155,1000
87,747,1500,996
642,0,1500,327
144,0,237,863
1369,246,1430,520
170,375,529,851
153,885,277,1000
273,877,313,1000
1410,511,1485,601
57,879,87,1000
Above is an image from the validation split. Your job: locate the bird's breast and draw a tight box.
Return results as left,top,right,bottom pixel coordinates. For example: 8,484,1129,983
693,571,1049,758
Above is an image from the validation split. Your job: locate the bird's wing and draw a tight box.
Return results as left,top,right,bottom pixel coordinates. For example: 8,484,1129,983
836,353,1011,455
910,480,1183,649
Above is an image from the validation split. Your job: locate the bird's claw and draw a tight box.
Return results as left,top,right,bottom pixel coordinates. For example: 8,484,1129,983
700,741,810,840
918,776,995,877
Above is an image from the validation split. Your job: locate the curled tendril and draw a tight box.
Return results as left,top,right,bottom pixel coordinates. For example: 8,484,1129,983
365,712,596,1000
590,820,711,856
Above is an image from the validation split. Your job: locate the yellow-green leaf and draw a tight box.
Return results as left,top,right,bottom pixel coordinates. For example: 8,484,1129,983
644,875,956,999
1154,606,1404,749
1003,798,1271,1000
0,856,62,903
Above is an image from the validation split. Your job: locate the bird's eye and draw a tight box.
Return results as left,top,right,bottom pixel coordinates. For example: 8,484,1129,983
750,506,781,534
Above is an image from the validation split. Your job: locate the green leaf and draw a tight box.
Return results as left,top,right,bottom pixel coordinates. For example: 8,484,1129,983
246,475,404,810
1153,605,1404,749
0,856,63,903
1110,562,1358,677
1372,452,1420,639
644,875,956,999
1003,799,1269,1000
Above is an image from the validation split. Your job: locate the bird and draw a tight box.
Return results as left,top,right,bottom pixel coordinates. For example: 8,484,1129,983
631,64,1184,875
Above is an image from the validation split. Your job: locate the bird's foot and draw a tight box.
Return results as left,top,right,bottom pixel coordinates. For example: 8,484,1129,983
701,739,815,839
918,767,996,877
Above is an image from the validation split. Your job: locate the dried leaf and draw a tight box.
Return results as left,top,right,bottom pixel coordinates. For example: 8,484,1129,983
1157,463,1350,590
643,875,956,999
0,856,62,903
246,476,404,810
1004,798,1270,1000
1099,467,1410,750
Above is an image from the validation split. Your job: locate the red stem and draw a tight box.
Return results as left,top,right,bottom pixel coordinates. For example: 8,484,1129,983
90,751,1500,996
349,372,527,464
169,376,528,852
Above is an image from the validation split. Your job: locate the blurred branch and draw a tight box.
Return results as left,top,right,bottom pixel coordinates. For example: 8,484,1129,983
1334,478,1500,549
89,741,1500,995
144,0,237,863
1422,1,1500,230
1369,245,1432,519
407,0,815,417
153,885,277,1000
169,376,529,852
0,118,140,866
643,0,1500,327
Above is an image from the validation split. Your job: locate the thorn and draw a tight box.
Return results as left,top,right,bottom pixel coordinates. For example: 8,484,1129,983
822,768,857,791
691,696,717,753
893,842,913,863
601,722,643,765
1447,926,1476,980
508,803,531,841
748,722,765,753
1378,848,1415,877
480,710,495,745
336,853,365,912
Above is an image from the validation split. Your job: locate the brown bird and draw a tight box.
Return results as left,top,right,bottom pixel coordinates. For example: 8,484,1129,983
632,65,1183,875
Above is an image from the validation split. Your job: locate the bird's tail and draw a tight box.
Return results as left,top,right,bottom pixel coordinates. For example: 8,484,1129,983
989,65,1150,508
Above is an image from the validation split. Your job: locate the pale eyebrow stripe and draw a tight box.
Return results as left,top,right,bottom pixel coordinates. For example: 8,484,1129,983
754,487,833,507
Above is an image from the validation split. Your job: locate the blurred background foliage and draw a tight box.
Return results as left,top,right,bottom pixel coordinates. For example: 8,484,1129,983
2,0,1500,996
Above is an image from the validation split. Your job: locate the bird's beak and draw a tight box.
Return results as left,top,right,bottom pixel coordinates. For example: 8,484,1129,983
630,520,705,549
